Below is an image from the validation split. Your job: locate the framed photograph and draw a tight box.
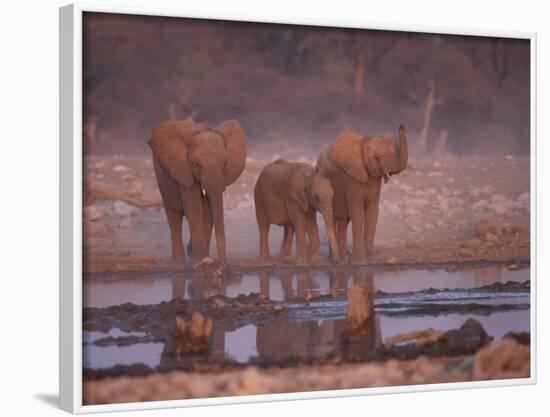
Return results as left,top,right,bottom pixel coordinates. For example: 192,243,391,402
60,2,536,413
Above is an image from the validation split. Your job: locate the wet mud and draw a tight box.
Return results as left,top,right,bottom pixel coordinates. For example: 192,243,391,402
83,264,530,385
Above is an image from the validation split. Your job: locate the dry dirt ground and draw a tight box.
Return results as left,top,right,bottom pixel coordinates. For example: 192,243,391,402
83,338,529,404
83,151,530,273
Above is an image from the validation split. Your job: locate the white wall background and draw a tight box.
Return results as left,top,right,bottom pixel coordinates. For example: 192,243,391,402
0,0,547,415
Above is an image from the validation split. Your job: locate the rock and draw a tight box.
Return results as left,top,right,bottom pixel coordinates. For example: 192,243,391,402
505,155,515,160
385,328,443,347
438,199,450,212
112,164,129,173
474,218,503,237
236,200,254,209
404,208,422,219
345,284,374,336
437,318,492,354
274,305,283,313
458,248,474,258
428,171,443,177
516,192,530,210
113,200,138,216
386,257,398,264
383,201,402,217
507,264,520,271
492,199,516,215
236,367,264,395
473,339,530,380
486,232,499,242
480,186,494,194
122,173,137,182
85,205,103,222
432,161,442,168
467,238,483,247
168,313,213,356
473,199,490,210
192,257,224,279
94,160,108,170
491,193,506,203
444,207,463,219
407,198,429,209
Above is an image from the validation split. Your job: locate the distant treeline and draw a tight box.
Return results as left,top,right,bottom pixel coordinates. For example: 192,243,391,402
83,12,530,156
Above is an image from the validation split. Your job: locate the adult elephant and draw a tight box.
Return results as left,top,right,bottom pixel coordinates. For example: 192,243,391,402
317,125,408,264
254,159,340,265
149,117,247,267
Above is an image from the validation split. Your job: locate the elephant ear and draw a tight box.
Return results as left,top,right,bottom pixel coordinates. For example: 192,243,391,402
328,131,369,184
317,147,339,177
148,118,206,188
214,120,248,186
286,164,312,213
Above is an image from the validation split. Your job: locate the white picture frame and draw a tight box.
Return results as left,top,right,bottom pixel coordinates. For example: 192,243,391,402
59,2,537,413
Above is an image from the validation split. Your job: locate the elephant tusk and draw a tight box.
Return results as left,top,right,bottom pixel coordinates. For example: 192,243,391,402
202,188,207,196
383,172,390,183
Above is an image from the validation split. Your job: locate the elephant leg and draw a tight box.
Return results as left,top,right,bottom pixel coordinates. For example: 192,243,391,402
258,221,271,262
346,187,367,264
364,202,379,257
255,187,273,262
336,218,349,263
164,206,185,265
306,212,321,261
259,271,270,298
279,224,294,262
293,214,309,266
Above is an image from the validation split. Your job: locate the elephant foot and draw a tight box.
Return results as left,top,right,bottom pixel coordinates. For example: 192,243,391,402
309,254,323,265
258,256,275,266
170,256,187,271
295,258,310,267
334,256,348,265
350,255,368,265
278,254,294,264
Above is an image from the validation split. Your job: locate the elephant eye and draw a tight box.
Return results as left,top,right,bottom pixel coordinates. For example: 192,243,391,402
193,161,200,167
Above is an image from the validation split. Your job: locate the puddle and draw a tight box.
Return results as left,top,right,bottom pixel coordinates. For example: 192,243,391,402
84,265,530,308
83,265,530,371
84,309,529,369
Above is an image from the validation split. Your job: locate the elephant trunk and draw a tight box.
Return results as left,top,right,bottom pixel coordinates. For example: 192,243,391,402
320,205,340,263
205,175,226,261
389,124,408,174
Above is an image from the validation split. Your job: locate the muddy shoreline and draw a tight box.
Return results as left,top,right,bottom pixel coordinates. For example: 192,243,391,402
84,259,531,281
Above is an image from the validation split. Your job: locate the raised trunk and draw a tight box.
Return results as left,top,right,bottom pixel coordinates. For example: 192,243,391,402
320,207,340,263
389,125,408,174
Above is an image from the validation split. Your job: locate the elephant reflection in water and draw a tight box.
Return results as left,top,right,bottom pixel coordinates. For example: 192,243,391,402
256,268,382,360
258,270,322,300
345,269,382,351
169,274,226,301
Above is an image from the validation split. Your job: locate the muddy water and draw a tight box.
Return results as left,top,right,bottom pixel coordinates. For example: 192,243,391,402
83,265,530,370
84,265,529,308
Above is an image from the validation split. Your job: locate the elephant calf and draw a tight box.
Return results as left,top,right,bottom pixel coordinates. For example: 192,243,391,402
254,159,339,265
